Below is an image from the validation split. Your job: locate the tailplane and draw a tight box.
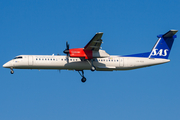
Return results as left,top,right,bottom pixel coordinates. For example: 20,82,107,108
148,30,178,59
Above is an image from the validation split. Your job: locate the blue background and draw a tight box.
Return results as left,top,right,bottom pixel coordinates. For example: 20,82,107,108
0,0,180,120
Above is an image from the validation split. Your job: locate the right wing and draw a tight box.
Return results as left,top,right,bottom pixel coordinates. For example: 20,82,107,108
84,32,103,51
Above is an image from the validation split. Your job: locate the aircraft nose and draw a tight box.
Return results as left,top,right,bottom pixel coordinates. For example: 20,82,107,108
3,62,12,68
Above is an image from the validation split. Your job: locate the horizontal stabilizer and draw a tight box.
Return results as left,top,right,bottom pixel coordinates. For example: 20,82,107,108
163,30,178,38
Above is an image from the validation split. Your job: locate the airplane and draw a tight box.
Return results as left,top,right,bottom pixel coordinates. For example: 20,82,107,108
3,30,178,83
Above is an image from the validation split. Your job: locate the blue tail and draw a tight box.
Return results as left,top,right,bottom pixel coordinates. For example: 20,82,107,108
148,30,178,59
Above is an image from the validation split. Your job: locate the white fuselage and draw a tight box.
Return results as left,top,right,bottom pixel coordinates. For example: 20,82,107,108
3,55,170,71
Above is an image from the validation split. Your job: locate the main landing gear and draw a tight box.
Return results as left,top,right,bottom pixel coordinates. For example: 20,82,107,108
91,66,96,71
10,67,14,74
90,59,96,71
78,70,87,83
77,59,96,83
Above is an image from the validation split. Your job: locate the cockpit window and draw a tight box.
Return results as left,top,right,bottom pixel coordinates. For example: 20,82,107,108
13,56,23,59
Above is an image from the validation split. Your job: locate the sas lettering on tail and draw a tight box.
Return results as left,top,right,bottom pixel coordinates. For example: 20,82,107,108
151,49,168,56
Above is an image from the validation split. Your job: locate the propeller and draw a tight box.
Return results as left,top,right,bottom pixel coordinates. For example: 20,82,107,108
63,41,70,63
63,41,70,56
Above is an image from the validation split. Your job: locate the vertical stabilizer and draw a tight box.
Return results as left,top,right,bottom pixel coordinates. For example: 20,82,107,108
149,30,178,59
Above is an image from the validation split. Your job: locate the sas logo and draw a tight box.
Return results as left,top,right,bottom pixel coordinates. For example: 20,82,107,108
151,49,168,56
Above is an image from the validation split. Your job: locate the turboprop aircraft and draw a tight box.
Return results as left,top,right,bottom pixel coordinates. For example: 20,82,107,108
3,30,178,82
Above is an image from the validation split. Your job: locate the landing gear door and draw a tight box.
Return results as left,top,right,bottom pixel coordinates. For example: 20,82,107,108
119,57,124,67
28,56,33,66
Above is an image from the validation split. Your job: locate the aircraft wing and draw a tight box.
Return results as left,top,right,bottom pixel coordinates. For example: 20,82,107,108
84,32,103,51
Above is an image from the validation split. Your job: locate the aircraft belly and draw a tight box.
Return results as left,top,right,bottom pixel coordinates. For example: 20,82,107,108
64,62,87,70
29,61,92,70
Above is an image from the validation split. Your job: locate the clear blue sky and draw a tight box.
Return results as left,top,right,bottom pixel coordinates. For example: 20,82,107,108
0,0,180,120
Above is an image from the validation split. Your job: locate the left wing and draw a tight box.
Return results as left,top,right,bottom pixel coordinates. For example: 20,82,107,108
84,32,103,51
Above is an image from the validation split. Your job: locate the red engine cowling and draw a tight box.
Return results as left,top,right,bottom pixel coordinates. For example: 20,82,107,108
69,48,92,59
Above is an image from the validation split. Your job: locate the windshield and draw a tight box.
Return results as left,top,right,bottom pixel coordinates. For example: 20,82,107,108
13,56,23,59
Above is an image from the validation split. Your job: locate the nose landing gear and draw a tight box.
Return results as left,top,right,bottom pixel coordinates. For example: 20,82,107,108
10,67,14,74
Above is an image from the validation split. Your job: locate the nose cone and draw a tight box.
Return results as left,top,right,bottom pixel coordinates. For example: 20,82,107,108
3,61,12,68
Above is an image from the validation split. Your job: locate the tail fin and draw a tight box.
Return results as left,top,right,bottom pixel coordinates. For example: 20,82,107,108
149,30,178,59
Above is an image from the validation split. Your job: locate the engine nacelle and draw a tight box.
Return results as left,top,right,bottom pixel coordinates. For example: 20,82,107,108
69,48,109,59
69,48,92,59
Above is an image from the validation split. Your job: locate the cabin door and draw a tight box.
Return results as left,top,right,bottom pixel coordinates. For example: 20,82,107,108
28,56,33,66
119,57,124,67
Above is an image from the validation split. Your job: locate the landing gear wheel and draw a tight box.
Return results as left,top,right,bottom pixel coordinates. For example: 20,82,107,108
91,66,96,71
10,70,14,74
81,77,86,83
77,70,87,83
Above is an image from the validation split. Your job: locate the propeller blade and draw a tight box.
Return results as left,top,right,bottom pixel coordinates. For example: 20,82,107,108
63,41,70,55
66,41,69,50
